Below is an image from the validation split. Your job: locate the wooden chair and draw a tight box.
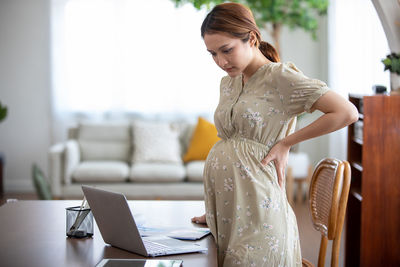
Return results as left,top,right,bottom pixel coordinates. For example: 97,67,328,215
302,158,351,267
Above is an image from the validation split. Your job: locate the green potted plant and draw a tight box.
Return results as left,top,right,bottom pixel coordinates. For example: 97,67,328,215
382,52,400,94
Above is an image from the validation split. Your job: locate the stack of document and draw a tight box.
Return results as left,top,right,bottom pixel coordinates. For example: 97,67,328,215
137,226,211,240
96,259,183,267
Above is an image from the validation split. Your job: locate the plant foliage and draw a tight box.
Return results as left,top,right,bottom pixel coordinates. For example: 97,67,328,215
382,53,400,75
171,0,329,40
0,101,7,123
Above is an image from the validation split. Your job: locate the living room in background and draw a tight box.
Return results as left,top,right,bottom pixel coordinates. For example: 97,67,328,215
50,0,224,142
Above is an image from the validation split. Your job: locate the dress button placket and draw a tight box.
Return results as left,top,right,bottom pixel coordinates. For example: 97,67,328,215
229,80,244,129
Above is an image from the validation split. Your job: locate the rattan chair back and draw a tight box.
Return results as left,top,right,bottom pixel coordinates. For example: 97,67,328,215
307,158,351,267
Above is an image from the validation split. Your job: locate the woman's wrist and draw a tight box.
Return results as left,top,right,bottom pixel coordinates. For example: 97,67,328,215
279,137,294,149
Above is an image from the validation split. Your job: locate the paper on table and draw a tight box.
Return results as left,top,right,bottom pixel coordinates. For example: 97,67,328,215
134,212,210,240
138,225,210,240
96,259,183,267
167,228,211,240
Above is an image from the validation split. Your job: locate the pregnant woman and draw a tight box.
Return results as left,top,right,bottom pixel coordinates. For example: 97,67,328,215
191,2,358,267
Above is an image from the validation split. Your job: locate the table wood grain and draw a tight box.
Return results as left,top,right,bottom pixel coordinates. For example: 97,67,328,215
0,200,217,267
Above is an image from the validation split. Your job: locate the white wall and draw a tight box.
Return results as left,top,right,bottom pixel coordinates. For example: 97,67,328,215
0,0,329,192
0,0,52,192
372,0,400,52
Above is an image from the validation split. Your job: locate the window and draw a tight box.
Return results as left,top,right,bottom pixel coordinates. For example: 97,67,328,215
328,0,390,95
51,0,224,116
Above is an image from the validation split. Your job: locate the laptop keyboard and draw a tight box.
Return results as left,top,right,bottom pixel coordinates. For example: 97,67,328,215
143,240,176,254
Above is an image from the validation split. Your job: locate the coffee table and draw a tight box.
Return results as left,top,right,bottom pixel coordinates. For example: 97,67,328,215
0,200,217,267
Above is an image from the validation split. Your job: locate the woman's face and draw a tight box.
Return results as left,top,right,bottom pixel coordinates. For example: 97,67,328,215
204,32,254,77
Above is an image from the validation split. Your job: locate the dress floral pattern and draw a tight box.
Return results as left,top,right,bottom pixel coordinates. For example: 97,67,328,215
203,62,329,266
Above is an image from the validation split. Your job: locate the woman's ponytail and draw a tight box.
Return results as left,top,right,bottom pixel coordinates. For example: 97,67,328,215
259,41,280,63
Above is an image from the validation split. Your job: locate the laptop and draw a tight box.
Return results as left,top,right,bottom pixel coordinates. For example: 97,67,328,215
81,186,208,257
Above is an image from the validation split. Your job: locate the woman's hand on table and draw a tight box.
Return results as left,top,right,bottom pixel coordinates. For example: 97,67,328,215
191,214,207,225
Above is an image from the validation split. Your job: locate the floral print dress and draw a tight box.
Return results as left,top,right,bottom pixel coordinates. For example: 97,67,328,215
203,62,329,266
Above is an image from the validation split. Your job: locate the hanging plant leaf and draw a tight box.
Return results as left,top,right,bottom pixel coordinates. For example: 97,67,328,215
0,102,8,122
382,53,400,75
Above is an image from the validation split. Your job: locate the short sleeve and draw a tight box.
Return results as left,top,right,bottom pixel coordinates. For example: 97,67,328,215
274,62,330,116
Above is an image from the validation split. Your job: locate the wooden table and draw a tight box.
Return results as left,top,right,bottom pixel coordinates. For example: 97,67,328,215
0,200,217,267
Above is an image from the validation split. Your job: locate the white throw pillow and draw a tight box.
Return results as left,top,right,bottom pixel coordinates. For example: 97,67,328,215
132,120,182,163
78,122,131,162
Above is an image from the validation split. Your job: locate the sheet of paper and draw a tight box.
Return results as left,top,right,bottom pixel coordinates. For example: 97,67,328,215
96,259,183,267
137,226,210,240
166,228,211,240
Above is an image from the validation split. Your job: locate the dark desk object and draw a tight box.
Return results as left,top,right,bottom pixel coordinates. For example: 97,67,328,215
0,200,217,267
372,85,387,94
346,94,400,267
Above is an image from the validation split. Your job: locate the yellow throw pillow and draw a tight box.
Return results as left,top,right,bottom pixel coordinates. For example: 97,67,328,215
183,117,220,162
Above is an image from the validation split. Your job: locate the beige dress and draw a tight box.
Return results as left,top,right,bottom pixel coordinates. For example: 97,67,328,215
203,62,329,266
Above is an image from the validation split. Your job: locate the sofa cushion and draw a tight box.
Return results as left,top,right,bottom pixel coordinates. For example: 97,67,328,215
131,120,182,163
78,122,131,162
185,160,205,182
72,161,129,182
183,117,220,162
129,162,186,182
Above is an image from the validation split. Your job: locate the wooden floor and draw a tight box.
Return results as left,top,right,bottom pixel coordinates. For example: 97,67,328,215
0,192,345,266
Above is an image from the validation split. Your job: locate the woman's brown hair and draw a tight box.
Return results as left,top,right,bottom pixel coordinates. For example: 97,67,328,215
201,2,280,63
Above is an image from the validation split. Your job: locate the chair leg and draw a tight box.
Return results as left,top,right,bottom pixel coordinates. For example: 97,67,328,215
318,235,328,267
332,237,341,267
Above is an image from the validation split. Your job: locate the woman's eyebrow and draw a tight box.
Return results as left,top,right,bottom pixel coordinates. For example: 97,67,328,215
207,44,230,53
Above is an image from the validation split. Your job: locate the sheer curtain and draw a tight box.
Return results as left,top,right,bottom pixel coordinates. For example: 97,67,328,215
51,0,224,141
327,0,390,159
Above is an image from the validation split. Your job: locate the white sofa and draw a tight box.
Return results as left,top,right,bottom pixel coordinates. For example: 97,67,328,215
48,120,206,200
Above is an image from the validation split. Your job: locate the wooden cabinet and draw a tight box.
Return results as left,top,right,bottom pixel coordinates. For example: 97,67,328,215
346,94,400,267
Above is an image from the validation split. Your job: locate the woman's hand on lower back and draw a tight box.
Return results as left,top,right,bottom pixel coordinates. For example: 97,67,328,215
261,141,291,190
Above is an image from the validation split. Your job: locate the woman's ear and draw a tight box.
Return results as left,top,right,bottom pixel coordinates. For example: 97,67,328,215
249,31,257,47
